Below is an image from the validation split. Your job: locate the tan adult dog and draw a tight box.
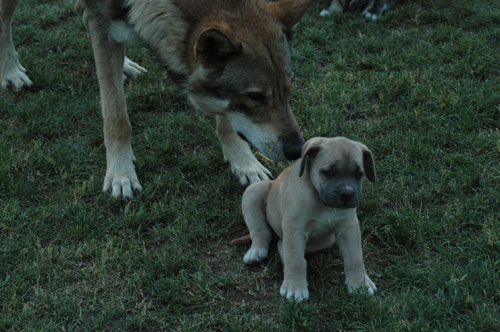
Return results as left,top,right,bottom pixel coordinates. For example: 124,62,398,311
0,0,312,198
232,136,377,301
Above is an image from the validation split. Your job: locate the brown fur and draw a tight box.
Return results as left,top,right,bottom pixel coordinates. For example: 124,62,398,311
1,0,312,198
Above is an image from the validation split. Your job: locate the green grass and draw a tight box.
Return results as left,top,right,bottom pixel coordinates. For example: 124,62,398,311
1,0,500,330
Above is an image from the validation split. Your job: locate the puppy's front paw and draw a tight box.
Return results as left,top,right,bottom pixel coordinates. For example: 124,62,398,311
243,247,268,264
280,280,309,302
346,275,377,296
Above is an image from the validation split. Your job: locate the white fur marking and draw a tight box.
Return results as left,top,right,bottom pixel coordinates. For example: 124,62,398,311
243,248,268,264
0,27,32,90
280,284,310,302
219,132,273,185
110,21,143,45
225,113,285,161
103,141,142,199
187,94,231,114
319,9,332,17
123,56,147,80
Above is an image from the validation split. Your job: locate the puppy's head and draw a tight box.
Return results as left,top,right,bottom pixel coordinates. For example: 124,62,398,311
299,137,375,208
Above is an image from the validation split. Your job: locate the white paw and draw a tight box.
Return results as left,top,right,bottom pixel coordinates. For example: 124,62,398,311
319,9,331,17
243,247,268,264
219,123,273,185
362,3,388,21
103,145,142,199
0,50,33,91
363,10,379,21
232,160,273,186
280,281,309,302
123,56,147,81
346,275,377,296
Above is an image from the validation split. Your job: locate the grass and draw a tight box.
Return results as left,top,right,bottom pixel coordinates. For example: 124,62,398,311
1,0,499,330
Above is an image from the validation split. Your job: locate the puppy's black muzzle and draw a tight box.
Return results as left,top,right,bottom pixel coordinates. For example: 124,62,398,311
321,180,361,209
339,187,355,204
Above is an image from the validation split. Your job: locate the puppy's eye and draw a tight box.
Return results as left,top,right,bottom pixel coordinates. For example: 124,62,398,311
354,166,363,179
247,92,266,103
322,169,335,177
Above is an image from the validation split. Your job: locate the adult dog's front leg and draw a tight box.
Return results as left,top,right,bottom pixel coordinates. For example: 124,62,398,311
0,0,32,90
216,115,272,186
87,16,141,199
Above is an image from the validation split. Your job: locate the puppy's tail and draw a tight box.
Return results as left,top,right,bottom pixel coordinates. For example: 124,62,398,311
230,234,251,246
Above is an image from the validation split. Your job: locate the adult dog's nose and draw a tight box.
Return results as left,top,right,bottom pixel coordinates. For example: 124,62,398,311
283,133,304,160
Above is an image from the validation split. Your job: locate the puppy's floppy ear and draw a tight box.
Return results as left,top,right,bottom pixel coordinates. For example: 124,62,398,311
266,0,313,32
358,142,376,183
299,137,323,177
194,27,242,69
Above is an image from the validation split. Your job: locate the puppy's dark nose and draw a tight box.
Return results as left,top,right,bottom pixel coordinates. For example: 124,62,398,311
283,134,304,160
339,187,354,202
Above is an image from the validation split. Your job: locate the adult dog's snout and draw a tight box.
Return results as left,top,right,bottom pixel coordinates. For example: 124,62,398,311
283,133,304,161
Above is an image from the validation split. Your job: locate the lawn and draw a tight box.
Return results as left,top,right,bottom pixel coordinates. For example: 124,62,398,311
1,0,499,331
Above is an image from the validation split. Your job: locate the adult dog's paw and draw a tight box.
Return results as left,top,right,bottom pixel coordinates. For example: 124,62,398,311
123,56,147,81
319,9,332,17
280,280,309,302
103,146,142,200
362,2,389,21
243,247,268,264
232,160,273,186
0,50,32,91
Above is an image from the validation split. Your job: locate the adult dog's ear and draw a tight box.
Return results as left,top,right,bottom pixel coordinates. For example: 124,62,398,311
194,27,242,70
299,137,323,177
267,0,313,32
358,142,376,182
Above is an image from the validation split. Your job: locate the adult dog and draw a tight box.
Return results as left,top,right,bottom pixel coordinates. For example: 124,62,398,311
0,0,312,198
319,0,390,20
232,137,377,301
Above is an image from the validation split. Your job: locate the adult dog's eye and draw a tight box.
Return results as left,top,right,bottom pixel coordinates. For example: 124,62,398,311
247,92,266,103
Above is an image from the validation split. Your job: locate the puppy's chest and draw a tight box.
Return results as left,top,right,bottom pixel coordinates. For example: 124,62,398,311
306,209,354,236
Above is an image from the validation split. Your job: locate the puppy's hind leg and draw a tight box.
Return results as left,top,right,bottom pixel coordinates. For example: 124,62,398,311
0,0,33,90
241,181,273,264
